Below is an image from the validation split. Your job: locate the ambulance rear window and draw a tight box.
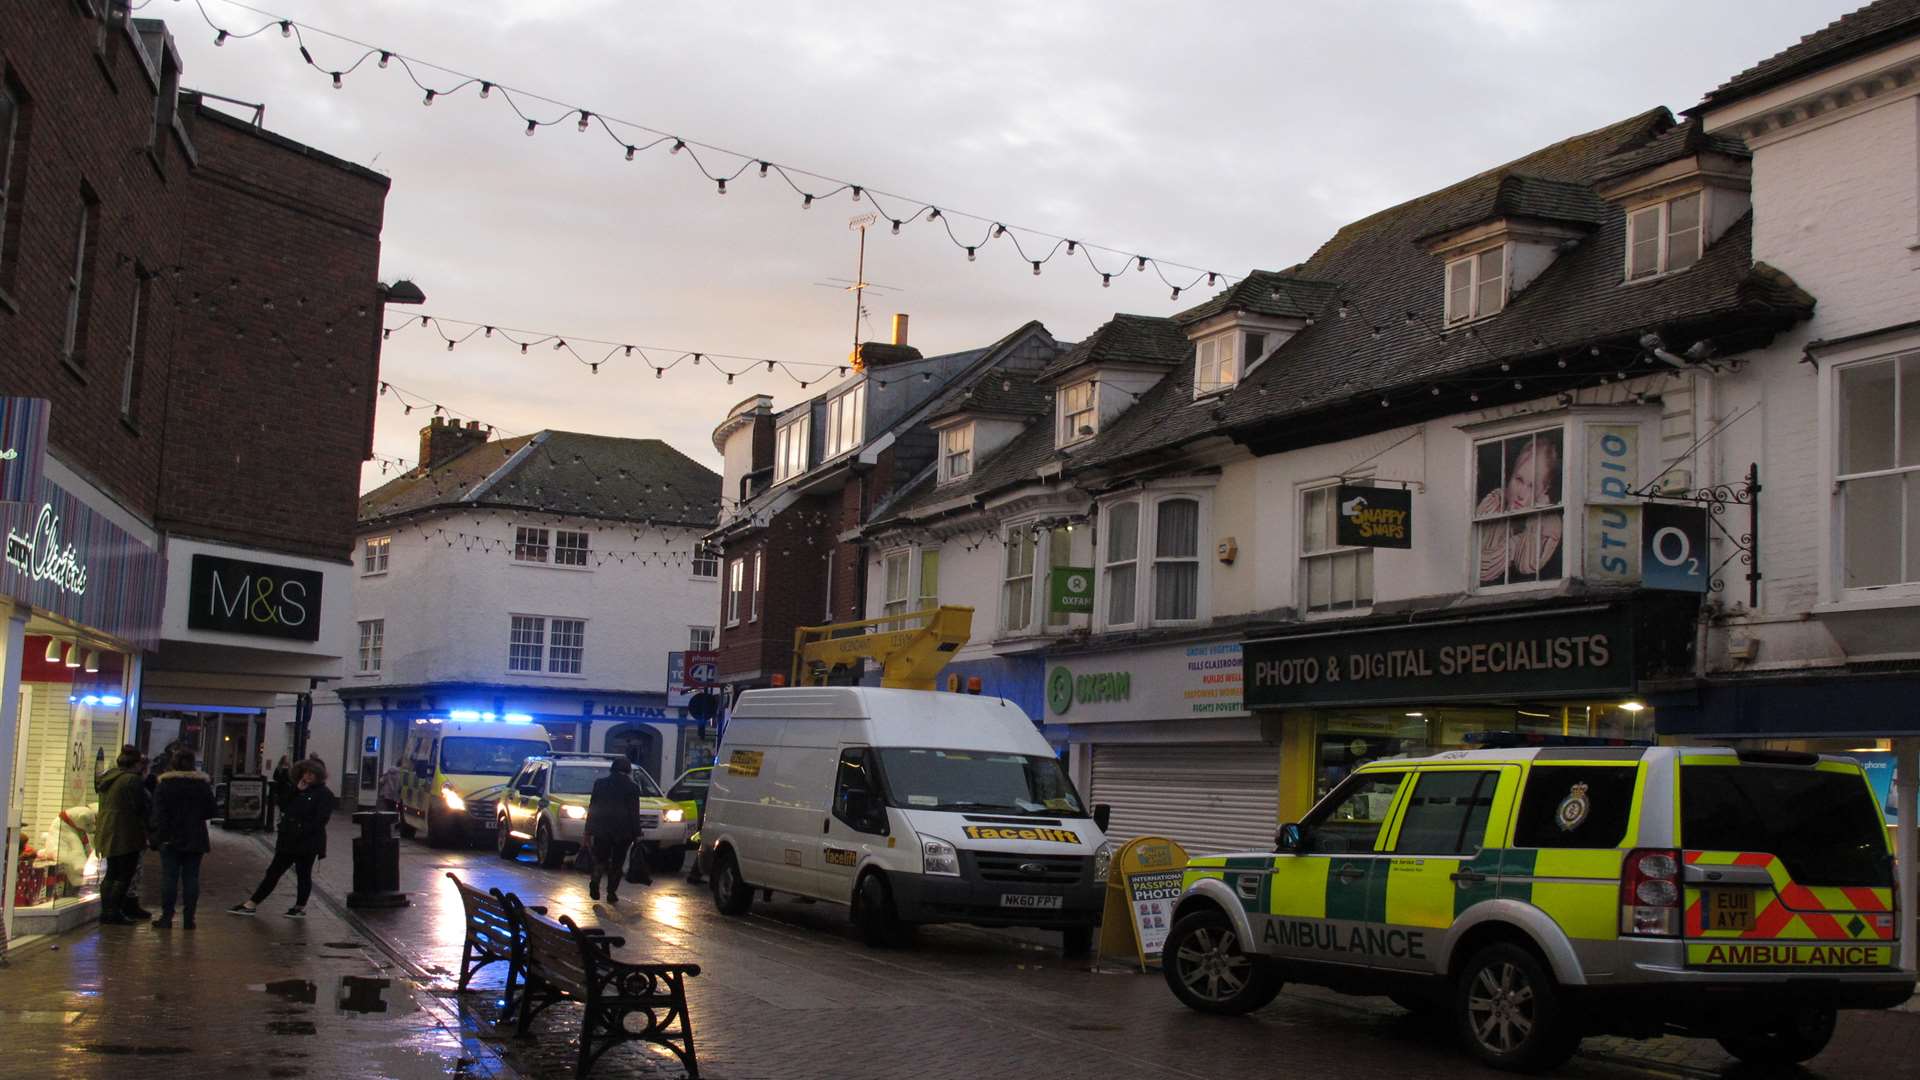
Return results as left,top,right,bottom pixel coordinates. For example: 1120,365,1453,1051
1681,765,1891,887
1512,765,1636,849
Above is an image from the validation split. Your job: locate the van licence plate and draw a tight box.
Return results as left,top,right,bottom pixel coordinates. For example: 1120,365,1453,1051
1705,888,1756,932
1001,894,1063,910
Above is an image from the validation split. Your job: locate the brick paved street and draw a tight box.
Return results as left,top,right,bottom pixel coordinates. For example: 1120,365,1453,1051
4,817,1916,1079
304,819,1919,1079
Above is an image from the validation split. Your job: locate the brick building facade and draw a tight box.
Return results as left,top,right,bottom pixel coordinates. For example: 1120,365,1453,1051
1,4,397,939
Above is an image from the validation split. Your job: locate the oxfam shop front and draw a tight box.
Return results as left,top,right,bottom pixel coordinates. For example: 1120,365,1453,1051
1045,636,1275,858
0,402,166,947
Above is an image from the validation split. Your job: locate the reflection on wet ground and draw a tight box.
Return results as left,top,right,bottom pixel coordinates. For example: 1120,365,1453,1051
253,978,319,1004
338,975,391,1014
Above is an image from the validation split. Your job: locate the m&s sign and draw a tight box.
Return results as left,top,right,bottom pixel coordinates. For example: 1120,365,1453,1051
187,553,323,641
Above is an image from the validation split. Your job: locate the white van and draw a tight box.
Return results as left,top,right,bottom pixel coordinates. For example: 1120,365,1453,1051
699,686,1112,953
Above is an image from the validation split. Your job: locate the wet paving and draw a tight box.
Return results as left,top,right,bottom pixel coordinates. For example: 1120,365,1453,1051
5,821,1916,1079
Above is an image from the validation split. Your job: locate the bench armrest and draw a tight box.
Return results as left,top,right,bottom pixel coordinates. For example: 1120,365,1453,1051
524,905,548,915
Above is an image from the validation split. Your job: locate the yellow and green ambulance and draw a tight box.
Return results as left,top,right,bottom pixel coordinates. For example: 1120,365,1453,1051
390,718,551,848
1161,744,1911,1072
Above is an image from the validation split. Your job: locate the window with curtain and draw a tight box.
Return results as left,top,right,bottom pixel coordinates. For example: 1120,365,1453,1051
1152,498,1200,622
1105,502,1139,626
1003,529,1036,633
939,424,973,482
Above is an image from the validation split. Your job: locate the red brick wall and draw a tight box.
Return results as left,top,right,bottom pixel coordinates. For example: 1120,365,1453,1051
716,493,838,682
0,7,187,514
161,99,388,561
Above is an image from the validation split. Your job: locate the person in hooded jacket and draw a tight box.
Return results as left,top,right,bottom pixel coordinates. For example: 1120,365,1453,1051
93,747,149,926
227,758,336,918
149,748,218,928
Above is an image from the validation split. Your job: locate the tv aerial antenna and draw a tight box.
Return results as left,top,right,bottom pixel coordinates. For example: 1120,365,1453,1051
816,212,904,356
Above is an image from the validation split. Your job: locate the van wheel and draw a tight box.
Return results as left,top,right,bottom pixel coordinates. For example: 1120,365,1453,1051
497,820,521,860
712,850,753,916
1454,943,1579,1072
1716,1005,1836,1065
1162,909,1281,1014
535,822,563,868
1061,926,1094,958
855,873,915,948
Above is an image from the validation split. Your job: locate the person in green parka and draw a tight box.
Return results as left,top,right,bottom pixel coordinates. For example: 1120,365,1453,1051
94,746,150,926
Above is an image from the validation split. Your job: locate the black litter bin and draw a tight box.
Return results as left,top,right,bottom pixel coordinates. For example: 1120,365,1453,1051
347,810,409,908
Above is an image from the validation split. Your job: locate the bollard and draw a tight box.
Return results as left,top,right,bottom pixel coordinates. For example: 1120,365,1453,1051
346,810,409,908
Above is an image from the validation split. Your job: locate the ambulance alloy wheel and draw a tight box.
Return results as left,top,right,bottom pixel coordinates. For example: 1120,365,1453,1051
1161,909,1282,1015
497,819,521,860
535,822,563,868
1454,943,1579,1072
712,850,754,916
1715,1005,1837,1065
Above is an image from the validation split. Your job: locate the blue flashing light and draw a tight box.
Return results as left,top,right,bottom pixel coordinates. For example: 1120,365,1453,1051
99,695,124,707
80,694,100,706
448,709,483,721
502,713,534,724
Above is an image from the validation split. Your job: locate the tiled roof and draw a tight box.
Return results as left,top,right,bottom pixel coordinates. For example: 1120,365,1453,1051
1593,117,1749,185
1065,108,1813,470
1037,313,1194,381
1699,0,1920,111
1169,270,1342,327
1414,174,1611,247
359,430,721,528
925,369,1053,423
870,412,1060,526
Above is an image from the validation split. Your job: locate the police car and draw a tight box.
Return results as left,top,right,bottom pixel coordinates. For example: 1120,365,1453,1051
1160,743,1913,1071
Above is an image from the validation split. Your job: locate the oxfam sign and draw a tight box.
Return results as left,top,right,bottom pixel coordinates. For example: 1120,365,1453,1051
1047,665,1130,715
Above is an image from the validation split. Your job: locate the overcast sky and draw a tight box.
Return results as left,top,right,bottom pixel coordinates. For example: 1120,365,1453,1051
160,0,1859,491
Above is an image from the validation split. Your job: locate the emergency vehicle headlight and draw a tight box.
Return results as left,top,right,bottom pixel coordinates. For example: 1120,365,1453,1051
665,807,686,823
562,804,587,820
921,836,960,876
1092,840,1114,882
440,786,466,811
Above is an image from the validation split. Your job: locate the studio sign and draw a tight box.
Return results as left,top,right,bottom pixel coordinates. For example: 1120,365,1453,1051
187,553,322,641
3,503,88,596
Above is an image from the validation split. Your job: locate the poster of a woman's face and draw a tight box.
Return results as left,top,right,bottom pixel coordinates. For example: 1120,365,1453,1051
1474,430,1564,585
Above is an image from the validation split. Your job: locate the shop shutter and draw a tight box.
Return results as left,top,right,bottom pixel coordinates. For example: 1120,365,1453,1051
1089,743,1279,856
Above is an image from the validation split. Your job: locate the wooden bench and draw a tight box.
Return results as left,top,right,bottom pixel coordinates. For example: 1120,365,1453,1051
514,897,702,1079
447,872,545,1026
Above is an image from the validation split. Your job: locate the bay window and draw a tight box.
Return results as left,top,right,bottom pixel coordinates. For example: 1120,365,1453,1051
1003,528,1036,633
1104,502,1139,627
1152,498,1200,621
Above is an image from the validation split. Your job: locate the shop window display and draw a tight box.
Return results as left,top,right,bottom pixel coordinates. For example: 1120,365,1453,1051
8,637,131,922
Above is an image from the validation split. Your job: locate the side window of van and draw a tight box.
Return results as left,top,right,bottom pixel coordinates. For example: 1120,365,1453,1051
833,749,887,835
1512,764,1637,849
1393,770,1498,855
1304,771,1405,854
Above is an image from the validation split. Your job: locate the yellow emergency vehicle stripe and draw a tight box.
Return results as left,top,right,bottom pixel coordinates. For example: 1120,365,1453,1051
1269,859,1329,919
1383,858,1457,929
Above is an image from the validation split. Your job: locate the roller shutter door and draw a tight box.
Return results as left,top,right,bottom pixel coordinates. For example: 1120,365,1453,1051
1088,743,1278,856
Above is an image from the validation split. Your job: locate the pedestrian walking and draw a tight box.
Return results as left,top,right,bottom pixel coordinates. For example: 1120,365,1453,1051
93,747,149,926
149,748,217,929
227,758,336,918
585,757,649,902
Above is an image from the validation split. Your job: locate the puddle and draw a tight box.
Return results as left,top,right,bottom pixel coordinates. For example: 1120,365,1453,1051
0,1010,80,1024
338,975,392,1014
82,1044,193,1055
250,979,319,1004
265,1020,317,1035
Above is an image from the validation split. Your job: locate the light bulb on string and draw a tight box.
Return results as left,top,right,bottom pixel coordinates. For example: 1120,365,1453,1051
670,139,685,154
758,161,769,177
1101,274,1111,288
215,29,228,45
279,20,292,37
423,90,435,106
576,111,592,132
479,82,491,99
926,208,941,222
1032,261,1041,276
378,51,390,68
850,187,862,203
802,194,813,209
966,247,976,261
716,179,727,195
765,361,775,373
1136,256,1147,271
331,72,343,89
1170,287,1180,300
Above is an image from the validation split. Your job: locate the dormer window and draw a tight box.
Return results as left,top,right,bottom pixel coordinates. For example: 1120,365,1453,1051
1445,246,1506,326
774,414,809,482
1194,332,1239,397
1060,380,1097,445
1627,191,1702,281
939,423,973,483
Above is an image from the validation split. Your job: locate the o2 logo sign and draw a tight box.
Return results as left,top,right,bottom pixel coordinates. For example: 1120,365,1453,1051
187,553,324,641
1641,504,1709,593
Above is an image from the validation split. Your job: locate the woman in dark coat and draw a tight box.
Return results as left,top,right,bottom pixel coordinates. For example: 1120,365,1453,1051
93,747,149,926
584,757,649,902
149,748,218,928
227,758,336,918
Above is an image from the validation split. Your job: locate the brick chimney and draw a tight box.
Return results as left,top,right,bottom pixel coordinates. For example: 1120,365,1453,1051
851,313,922,371
419,417,488,470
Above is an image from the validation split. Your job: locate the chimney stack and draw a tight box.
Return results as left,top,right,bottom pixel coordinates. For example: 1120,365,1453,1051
891,313,910,346
418,416,489,471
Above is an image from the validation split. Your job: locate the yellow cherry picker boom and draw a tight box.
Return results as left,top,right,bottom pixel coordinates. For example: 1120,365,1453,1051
791,605,974,690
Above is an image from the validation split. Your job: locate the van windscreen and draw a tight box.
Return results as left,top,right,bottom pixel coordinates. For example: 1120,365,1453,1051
875,748,1085,817
441,737,541,777
1681,764,1892,887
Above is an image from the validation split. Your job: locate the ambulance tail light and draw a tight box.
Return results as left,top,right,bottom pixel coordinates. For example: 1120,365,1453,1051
1620,847,1681,937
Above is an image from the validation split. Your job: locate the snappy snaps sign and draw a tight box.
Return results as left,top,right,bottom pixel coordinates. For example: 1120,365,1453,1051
1333,485,1411,549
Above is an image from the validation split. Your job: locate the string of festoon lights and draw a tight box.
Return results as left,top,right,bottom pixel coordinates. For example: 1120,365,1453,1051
175,0,1242,297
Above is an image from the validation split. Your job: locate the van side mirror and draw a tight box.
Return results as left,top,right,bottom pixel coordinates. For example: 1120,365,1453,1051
1276,822,1303,853
517,784,541,798
1093,803,1112,832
